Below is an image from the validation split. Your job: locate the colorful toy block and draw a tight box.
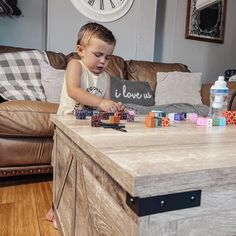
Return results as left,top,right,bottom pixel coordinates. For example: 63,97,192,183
222,111,236,124
161,117,170,127
207,118,213,127
168,113,175,121
145,115,169,128
76,110,86,120
91,115,101,127
212,118,219,126
126,110,135,122
85,109,94,116
109,115,120,124
196,117,208,126
174,113,185,121
186,113,198,122
218,117,226,126
156,117,162,127
151,110,167,118
145,116,156,128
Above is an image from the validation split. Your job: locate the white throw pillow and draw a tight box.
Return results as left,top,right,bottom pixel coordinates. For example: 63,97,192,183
41,62,65,104
155,71,202,106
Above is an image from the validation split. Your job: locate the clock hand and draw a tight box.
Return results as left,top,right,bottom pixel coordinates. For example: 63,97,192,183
100,0,104,10
109,0,115,8
88,0,95,6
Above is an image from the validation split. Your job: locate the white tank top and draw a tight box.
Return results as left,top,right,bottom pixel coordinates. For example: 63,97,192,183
57,60,111,115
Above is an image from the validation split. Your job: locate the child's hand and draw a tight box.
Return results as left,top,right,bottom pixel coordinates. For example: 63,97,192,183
99,99,116,112
109,102,125,112
99,100,125,112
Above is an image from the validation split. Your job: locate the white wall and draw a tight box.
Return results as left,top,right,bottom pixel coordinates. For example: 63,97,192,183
0,0,47,50
47,0,157,61
1,0,235,84
155,0,236,84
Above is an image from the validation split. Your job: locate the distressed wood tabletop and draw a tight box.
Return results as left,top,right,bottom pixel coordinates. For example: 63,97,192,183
51,114,236,198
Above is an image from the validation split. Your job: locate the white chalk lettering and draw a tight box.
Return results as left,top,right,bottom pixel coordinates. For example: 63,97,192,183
123,85,142,99
144,93,152,99
115,89,121,98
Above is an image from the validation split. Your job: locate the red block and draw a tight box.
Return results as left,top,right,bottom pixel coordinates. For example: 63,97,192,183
222,111,236,124
161,117,170,127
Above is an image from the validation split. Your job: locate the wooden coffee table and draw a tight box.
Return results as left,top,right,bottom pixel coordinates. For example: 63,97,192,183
51,114,236,236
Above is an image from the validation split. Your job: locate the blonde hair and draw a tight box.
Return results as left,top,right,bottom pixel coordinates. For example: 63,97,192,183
77,22,116,47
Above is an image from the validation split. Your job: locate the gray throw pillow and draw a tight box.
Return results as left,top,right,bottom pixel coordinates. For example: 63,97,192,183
110,77,155,106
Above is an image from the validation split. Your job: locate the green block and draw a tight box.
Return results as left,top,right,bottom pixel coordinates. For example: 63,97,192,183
212,118,219,126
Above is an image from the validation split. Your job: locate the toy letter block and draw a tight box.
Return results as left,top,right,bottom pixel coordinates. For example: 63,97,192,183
145,117,156,128
161,117,170,127
186,113,198,122
222,111,236,124
75,110,86,120
151,110,167,118
207,118,213,127
149,112,155,118
218,117,226,126
115,112,127,120
212,118,219,126
85,109,94,116
109,116,120,124
91,115,101,127
168,113,175,121
174,113,185,121
126,110,135,122
156,117,162,127
196,117,208,126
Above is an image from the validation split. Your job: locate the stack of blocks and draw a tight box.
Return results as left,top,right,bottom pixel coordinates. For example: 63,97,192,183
145,111,170,128
89,110,135,127
196,117,226,126
168,112,186,121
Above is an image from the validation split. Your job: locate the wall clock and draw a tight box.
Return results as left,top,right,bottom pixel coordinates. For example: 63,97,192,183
70,0,134,22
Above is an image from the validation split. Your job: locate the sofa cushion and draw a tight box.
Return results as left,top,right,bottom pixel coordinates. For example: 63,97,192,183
127,60,189,93
155,71,202,106
0,45,67,70
0,50,48,101
110,77,155,106
0,100,58,137
105,55,127,79
41,62,65,104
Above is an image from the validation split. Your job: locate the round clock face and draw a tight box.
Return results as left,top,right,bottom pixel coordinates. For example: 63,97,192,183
70,0,134,22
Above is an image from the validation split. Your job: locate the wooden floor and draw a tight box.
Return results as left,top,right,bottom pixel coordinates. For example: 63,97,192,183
0,174,59,236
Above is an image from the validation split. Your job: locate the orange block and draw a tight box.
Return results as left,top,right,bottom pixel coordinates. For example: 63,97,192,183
149,112,155,118
109,115,120,124
145,116,156,128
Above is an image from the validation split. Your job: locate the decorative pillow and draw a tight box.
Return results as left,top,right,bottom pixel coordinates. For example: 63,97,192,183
110,77,155,106
41,62,65,104
155,71,202,106
0,50,48,101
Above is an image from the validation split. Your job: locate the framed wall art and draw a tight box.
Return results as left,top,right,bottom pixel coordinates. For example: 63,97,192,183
185,0,227,43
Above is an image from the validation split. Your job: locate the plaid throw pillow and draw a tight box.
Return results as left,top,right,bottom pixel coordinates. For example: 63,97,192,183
0,50,49,101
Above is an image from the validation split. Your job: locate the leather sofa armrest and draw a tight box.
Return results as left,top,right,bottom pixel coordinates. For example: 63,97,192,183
0,100,59,137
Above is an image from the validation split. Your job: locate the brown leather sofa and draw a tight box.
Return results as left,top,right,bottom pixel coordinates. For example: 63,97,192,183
1,45,236,177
